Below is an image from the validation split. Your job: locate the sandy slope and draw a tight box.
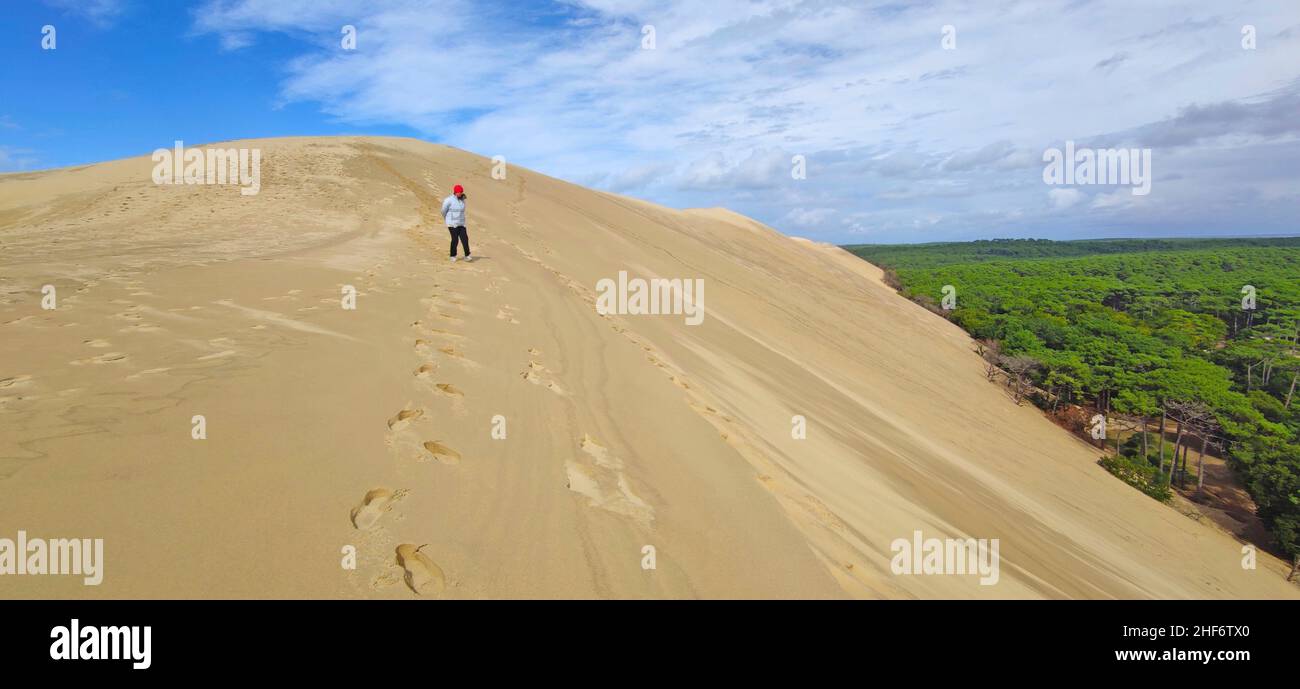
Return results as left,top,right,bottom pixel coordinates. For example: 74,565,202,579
0,136,1294,599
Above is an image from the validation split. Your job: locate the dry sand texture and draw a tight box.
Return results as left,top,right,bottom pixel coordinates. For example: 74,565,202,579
0,137,1295,599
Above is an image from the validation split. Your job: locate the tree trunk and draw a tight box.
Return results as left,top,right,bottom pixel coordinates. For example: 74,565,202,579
1173,439,1182,485
1179,442,1190,487
1172,434,1185,486
1140,417,1148,460
1171,421,1185,479
1158,411,1167,473
1286,372,1297,410
1196,434,1209,494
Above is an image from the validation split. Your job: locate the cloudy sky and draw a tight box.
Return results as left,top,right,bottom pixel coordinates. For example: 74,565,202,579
3,0,1298,243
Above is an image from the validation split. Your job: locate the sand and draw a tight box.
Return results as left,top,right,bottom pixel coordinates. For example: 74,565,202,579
0,136,1295,599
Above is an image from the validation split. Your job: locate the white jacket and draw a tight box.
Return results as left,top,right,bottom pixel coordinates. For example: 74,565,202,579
441,195,466,227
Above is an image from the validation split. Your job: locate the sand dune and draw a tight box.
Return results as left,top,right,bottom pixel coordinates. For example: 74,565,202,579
0,136,1295,599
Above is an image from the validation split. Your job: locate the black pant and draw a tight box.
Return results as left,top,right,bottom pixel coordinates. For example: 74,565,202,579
447,225,470,257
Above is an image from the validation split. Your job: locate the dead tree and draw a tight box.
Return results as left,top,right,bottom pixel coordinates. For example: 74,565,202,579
1000,355,1040,406
1164,400,1212,486
1194,419,1221,496
976,339,1002,382
1164,402,1186,479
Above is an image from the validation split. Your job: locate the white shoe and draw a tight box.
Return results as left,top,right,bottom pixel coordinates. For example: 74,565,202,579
465,255,474,262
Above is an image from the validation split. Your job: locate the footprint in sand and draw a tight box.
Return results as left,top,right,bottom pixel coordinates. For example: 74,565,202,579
0,375,33,389
385,403,432,462
437,345,476,368
521,361,566,395
71,352,129,366
691,401,715,414
434,383,463,398
414,363,437,378
422,441,461,465
369,569,402,590
387,407,424,431
395,544,446,595
416,332,467,351
118,323,162,333
496,307,520,324
350,488,408,530
431,383,467,413
423,326,465,341
125,367,171,381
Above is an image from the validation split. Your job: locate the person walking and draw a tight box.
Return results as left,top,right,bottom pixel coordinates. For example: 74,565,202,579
441,184,471,262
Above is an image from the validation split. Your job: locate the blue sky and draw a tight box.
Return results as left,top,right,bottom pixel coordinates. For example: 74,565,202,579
2,0,1298,244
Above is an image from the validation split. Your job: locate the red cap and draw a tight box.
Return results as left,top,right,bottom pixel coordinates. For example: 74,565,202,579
453,184,464,195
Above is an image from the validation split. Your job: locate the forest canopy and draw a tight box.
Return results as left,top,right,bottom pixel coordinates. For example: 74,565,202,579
847,237,1300,558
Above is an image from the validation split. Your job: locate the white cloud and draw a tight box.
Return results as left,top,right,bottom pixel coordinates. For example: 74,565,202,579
602,162,674,192
218,32,255,51
189,0,1300,242
0,146,37,172
682,148,790,190
1049,188,1083,210
779,206,837,230
1091,189,1135,210
43,0,124,27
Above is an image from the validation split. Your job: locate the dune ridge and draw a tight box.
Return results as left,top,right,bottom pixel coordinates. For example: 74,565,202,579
0,136,1295,599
